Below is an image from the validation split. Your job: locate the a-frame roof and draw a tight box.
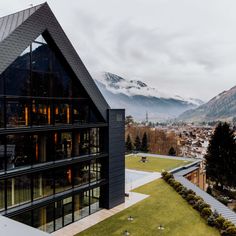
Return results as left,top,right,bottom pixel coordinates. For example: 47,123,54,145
0,2,110,120
0,4,44,42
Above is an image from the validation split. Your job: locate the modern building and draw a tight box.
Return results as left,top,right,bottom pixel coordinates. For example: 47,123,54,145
0,3,125,233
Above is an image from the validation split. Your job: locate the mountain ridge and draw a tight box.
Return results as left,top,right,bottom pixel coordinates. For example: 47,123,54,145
95,72,204,121
178,85,236,122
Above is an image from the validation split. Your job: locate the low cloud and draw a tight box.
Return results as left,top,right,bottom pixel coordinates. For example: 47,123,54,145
1,0,236,101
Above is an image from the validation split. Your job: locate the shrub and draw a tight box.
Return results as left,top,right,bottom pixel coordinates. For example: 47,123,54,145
187,189,196,195
213,210,220,218
173,181,181,190
201,207,212,219
163,173,173,181
167,178,175,186
215,216,227,229
176,185,184,193
188,199,196,206
207,186,213,195
223,221,235,230
221,226,236,236
198,202,211,212
186,194,196,202
180,188,188,199
161,171,168,178
194,196,203,202
207,214,216,227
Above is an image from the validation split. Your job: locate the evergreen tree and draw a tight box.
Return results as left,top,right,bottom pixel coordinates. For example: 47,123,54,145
168,147,176,156
125,134,133,152
134,135,141,151
141,132,149,153
205,122,236,188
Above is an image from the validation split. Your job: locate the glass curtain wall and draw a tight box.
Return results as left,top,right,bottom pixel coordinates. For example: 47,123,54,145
10,186,101,233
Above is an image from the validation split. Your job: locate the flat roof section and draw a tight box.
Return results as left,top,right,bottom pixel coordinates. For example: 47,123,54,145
0,216,49,236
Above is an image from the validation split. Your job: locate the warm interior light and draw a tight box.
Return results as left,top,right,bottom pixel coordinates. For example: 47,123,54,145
67,169,72,183
48,107,51,124
55,107,58,115
25,106,28,126
54,133,58,143
67,106,70,124
36,143,39,161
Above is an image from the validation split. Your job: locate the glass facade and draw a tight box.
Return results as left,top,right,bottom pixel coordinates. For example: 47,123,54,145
11,187,101,233
0,32,108,234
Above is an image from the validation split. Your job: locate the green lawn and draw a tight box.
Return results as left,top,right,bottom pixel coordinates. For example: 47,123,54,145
125,155,192,172
76,179,219,236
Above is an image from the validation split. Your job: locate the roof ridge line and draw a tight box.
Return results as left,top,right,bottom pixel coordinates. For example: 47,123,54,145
0,2,46,19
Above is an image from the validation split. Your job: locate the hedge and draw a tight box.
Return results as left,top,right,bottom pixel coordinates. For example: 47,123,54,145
161,171,236,236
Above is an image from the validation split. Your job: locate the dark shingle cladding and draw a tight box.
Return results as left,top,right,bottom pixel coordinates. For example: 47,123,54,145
0,2,110,120
0,4,44,42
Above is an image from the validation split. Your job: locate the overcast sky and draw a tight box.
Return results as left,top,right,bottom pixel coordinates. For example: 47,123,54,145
1,0,236,101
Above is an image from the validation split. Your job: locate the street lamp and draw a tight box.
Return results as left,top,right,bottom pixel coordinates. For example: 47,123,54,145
127,216,134,221
158,224,165,230
123,230,130,236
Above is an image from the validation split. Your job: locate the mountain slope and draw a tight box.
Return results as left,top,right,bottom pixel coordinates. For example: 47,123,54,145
178,86,236,122
95,72,204,121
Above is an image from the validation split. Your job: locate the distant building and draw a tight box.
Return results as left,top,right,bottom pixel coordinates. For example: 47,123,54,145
0,3,125,233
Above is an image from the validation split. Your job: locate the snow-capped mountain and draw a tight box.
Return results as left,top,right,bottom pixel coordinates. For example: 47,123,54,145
178,85,236,122
95,72,204,121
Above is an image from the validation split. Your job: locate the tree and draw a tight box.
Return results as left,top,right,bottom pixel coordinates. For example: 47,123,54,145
134,135,141,151
141,132,149,153
125,115,134,126
205,122,236,188
125,134,133,152
168,147,176,156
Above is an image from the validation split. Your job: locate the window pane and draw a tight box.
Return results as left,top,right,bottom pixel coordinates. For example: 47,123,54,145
32,42,51,72
63,197,72,226
32,100,51,125
54,103,71,124
7,175,31,208
90,187,100,214
74,191,90,221
0,137,5,172
33,204,54,233
90,128,100,154
54,132,72,161
11,211,32,227
73,102,89,124
80,129,89,155
55,200,62,230
33,172,54,200
6,135,32,170
72,132,80,157
32,134,53,164
90,160,97,183
4,46,30,96
0,180,4,211
54,167,72,193
31,72,50,97
6,100,30,127
73,162,90,187
0,100,4,128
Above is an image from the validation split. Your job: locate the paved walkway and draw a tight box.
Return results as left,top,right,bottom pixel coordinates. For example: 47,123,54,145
52,192,149,236
125,169,161,192
52,169,161,236
174,175,236,226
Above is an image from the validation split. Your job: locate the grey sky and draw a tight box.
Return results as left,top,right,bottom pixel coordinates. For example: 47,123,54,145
1,0,236,101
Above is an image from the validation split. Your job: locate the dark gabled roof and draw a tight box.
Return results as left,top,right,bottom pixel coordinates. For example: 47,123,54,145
0,3,110,120
0,4,44,42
